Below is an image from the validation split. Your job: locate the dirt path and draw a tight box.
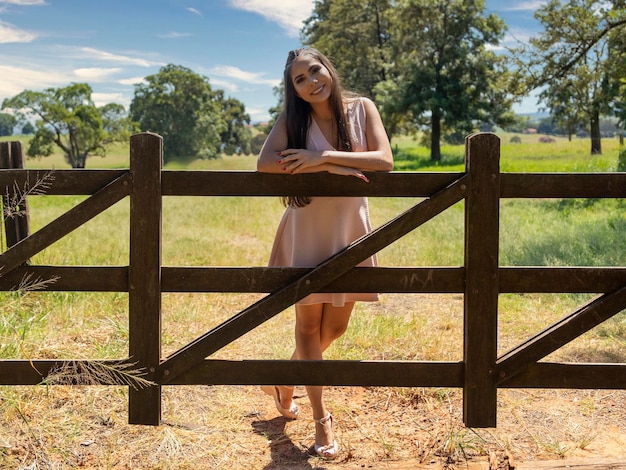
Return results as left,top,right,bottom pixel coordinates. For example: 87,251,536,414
249,386,626,469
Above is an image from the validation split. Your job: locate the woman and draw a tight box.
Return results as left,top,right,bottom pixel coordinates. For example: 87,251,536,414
257,47,393,459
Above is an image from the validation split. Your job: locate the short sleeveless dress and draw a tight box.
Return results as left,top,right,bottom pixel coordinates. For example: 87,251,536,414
268,97,379,307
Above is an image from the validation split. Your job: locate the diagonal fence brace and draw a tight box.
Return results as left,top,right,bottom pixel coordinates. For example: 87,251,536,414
496,284,626,384
0,173,132,277
158,175,469,383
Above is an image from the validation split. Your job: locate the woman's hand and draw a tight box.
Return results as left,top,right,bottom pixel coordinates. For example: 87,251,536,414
278,148,324,173
326,165,370,182
278,149,369,181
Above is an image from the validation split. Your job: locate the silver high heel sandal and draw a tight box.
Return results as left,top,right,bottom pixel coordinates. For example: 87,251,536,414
261,385,299,419
314,413,338,459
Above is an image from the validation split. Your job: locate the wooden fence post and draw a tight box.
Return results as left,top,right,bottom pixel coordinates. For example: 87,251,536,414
463,133,500,427
128,132,163,425
0,141,31,250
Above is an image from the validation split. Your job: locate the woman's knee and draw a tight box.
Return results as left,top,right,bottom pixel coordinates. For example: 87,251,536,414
296,318,322,336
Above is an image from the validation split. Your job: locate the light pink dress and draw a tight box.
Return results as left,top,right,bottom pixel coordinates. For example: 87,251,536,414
268,98,379,307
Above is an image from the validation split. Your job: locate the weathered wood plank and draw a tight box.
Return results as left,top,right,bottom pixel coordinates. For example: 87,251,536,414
161,266,465,293
158,175,468,384
128,132,162,425
463,133,500,427
0,359,464,388
169,360,464,387
499,267,626,293
0,174,131,276
501,173,626,198
496,285,626,384
0,142,31,249
161,170,464,197
0,266,127,291
0,359,136,385
0,169,128,195
3,266,625,294
500,362,626,389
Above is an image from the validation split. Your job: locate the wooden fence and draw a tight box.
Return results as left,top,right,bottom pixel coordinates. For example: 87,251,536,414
1,132,625,428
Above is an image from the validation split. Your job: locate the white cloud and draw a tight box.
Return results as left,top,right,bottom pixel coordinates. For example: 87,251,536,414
0,64,69,101
76,47,162,67
118,76,146,86
157,31,192,39
229,0,313,37
506,1,546,11
0,19,36,43
186,7,201,16
209,64,280,87
74,67,122,81
209,78,238,93
0,0,46,5
92,92,128,108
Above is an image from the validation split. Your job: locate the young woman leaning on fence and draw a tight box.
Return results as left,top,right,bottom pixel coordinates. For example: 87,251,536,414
257,47,393,459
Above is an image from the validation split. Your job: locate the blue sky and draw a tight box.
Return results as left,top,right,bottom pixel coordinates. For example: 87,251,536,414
0,0,546,124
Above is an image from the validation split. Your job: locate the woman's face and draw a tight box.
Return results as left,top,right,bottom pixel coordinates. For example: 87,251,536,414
289,55,333,104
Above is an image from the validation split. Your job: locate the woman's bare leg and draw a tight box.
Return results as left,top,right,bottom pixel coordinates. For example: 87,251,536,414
292,302,354,450
274,302,354,411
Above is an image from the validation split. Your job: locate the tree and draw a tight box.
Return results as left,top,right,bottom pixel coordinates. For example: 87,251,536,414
0,112,17,136
609,14,626,126
2,83,136,168
130,64,252,162
512,0,626,154
384,0,512,161
215,92,252,155
21,121,35,135
540,77,587,140
302,0,393,99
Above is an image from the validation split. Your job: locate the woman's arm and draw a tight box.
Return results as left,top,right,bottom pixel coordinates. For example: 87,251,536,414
279,98,394,173
256,113,369,180
257,112,288,173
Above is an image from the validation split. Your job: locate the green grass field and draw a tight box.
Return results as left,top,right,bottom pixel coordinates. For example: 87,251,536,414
1,131,625,468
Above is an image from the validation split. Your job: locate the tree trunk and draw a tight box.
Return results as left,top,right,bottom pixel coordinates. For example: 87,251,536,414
431,110,442,162
590,109,602,155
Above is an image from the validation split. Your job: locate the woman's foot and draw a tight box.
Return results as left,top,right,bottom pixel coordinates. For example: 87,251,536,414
314,413,338,459
261,385,299,419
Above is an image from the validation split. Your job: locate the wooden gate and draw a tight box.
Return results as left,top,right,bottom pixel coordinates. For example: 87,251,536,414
1,132,625,428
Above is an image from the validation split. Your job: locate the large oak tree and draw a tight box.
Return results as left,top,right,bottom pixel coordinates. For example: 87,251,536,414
386,0,512,161
2,83,135,168
512,0,626,154
130,64,251,163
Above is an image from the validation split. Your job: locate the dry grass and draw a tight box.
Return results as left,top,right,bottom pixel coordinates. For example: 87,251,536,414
2,292,625,469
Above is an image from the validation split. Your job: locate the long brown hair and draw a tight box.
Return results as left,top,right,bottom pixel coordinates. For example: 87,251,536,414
281,48,353,208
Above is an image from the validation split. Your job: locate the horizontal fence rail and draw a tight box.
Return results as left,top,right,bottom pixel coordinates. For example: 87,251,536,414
1,133,625,428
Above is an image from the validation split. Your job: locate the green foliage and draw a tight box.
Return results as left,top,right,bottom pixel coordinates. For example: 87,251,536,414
302,0,513,161
0,112,17,136
130,64,251,163
302,0,393,99
217,94,252,155
386,0,511,161
512,0,626,155
1,83,137,168
20,121,35,135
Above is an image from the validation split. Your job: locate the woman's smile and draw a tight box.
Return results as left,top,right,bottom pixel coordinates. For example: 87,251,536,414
290,55,333,103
